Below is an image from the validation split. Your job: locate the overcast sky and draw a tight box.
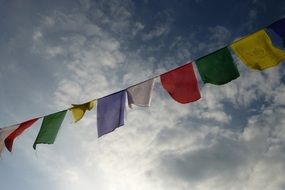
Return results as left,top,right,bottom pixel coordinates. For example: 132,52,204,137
1,0,285,190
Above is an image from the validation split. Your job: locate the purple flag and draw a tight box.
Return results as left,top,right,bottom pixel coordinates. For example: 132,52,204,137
97,90,126,137
268,18,285,47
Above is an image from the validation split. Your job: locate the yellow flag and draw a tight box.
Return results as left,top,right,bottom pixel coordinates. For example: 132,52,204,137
69,100,96,122
230,29,285,70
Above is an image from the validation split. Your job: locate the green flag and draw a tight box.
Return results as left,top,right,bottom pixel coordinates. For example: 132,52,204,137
33,110,67,149
196,47,240,85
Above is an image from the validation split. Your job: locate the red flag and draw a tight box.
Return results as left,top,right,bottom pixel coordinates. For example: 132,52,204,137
5,118,38,152
160,62,201,104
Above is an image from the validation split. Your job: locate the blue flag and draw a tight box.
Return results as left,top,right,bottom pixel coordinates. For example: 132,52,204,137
268,18,285,47
97,90,126,137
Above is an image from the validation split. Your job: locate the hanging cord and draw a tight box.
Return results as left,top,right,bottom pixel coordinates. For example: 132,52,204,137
1,18,282,128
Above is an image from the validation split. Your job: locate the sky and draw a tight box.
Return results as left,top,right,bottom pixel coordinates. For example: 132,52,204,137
1,0,285,190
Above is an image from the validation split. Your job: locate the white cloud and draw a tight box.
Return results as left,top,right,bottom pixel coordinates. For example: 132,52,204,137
142,24,170,41
2,1,285,190
33,30,43,41
37,12,285,189
78,0,91,11
151,106,285,190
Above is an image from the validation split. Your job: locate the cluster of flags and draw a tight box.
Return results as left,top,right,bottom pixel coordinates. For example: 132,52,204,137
1,18,285,156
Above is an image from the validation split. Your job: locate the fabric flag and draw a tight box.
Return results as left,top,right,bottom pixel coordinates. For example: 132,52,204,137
97,90,126,137
127,78,155,108
160,62,201,104
268,18,285,47
0,125,18,155
33,110,67,149
5,118,39,152
70,100,96,122
196,47,240,85
230,29,285,70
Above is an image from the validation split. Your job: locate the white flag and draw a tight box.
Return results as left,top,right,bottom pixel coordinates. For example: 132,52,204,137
127,78,155,108
0,125,18,155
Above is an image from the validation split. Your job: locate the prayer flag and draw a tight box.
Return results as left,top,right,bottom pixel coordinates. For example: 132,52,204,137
5,118,39,152
268,18,285,47
196,47,240,85
230,29,285,70
160,62,201,104
70,100,96,122
127,78,155,108
33,110,67,149
97,91,126,137
0,125,18,155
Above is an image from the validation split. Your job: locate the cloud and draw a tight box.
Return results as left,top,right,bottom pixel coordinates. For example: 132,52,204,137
32,7,285,189
78,0,91,11
132,22,145,36
151,106,285,190
2,1,285,190
142,24,170,41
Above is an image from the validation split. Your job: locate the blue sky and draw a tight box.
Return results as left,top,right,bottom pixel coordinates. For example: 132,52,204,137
1,0,285,190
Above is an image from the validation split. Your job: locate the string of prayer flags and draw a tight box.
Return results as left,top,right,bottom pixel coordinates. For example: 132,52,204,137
5,118,39,152
230,29,285,70
70,100,96,122
97,91,126,137
127,78,155,108
3,18,285,156
0,125,19,155
33,110,67,149
160,62,201,104
268,18,285,47
196,47,240,85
